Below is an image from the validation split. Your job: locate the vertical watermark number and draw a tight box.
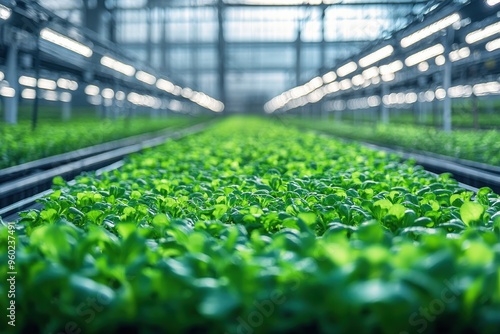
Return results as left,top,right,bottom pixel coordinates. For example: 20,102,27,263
6,221,16,327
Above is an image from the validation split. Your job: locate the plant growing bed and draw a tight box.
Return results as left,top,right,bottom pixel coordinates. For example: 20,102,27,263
1,116,499,334
287,117,500,166
0,116,209,169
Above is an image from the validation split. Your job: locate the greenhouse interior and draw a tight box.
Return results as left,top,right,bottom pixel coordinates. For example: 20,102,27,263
1,0,500,333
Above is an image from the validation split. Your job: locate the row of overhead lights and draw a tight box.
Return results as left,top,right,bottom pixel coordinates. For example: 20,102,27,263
0,4,223,113
21,89,72,102
97,57,224,112
324,81,500,111
236,0,344,5
18,75,78,91
0,71,74,102
87,91,187,114
266,3,500,114
84,84,191,113
3,70,213,110
264,12,461,113
0,71,14,97
84,80,224,113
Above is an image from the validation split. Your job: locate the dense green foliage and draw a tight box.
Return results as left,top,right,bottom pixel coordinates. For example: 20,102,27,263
1,117,500,334
0,116,208,169
288,117,500,166
333,101,500,129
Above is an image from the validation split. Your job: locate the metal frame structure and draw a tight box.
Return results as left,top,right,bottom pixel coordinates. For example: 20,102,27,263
0,0,223,126
266,0,500,132
36,0,426,112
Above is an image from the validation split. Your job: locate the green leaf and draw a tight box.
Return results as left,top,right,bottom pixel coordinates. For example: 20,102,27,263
86,210,104,224
52,176,66,187
116,222,136,238
298,212,317,226
198,288,240,318
402,209,417,227
70,274,115,302
213,204,228,220
130,190,142,200
152,214,170,227
388,204,406,220
40,208,58,223
460,202,485,226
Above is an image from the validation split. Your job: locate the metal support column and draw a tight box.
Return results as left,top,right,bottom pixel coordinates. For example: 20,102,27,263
321,102,328,120
381,84,389,124
62,101,72,121
217,0,226,107
320,5,327,71
32,36,41,131
109,6,117,43
417,76,426,124
295,25,302,86
161,8,168,72
443,27,454,132
147,8,153,65
84,0,107,37
472,93,479,129
191,4,199,88
334,108,341,123
4,42,18,124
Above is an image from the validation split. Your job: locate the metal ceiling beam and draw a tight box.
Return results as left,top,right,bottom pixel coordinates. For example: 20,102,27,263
217,0,226,105
223,1,427,7
119,40,370,48
40,0,426,10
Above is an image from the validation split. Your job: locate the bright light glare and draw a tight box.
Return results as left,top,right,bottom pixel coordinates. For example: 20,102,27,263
339,78,352,90
358,45,394,67
0,4,12,20
85,84,100,96
115,91,126,101
351,74,365,86
466,21,500,44
322,71,337,83
0,86,15,97
405,44,444,66
401,13,460,48
22,88,36,99
19,76,37,87
337,61,357,77
101,88,114,99
37,78,57,90
381,73,395,82
43,91,58,101
60,92,72,102
57,78,78,91
40,28,93,57
486,37,500,51
136,71,156,85
234,0,339,5
473,81,500,95
181,87,194,99
362,66,379,79
100,56,136,76
418,61,429,72
435,88,446,100
156,78,175,93
449,47,470,61
379,60,403,75
435,55,446,66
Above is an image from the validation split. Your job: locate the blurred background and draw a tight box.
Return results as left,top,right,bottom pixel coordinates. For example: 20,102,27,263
30,0,421,112
0,0,499,129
